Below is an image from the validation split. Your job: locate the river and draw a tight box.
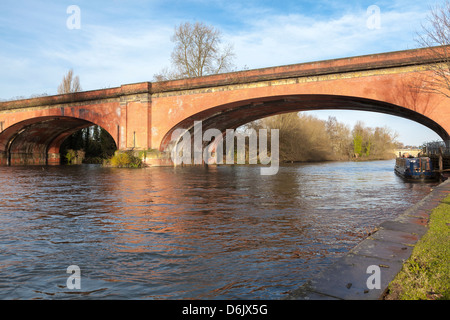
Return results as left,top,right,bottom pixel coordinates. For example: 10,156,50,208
0,160,439,300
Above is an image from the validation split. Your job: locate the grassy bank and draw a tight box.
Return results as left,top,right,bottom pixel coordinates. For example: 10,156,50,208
384,195,450,300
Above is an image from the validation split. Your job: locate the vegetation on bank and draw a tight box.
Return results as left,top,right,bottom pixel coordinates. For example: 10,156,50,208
65,149,85,165
103,151,144,168
384,195,450,300
246,113,399,163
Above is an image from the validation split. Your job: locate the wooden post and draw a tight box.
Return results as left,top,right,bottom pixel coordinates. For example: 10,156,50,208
439,147,443,173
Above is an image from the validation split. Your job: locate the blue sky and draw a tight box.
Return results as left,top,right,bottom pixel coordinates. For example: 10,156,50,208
0,0,446,146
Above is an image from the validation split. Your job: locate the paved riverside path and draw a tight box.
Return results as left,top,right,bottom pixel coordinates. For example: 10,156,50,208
286,179,450,300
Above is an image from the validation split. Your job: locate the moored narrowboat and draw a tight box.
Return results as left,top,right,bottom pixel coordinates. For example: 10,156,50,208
394,156,438,181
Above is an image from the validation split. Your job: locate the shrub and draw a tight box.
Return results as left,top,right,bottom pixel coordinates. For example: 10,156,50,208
65,149,85,165
108,151,143,168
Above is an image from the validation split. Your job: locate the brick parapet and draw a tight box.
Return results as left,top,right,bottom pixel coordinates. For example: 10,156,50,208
1,46,447,111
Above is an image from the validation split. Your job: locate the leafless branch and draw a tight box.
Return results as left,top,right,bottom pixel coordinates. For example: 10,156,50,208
416,1,450,97
154,22,236,81
57,69,82,94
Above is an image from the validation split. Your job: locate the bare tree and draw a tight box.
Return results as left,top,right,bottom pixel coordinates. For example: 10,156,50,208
326,116,352,159
251,113,334,162
416,1,450,98
154,22,235,81
247,113,398,162
57,69,81,94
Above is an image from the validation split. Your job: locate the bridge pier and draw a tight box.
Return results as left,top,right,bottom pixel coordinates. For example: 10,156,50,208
0,151,62,166
47,153,61,166
0,151,6,166
9,152,48,166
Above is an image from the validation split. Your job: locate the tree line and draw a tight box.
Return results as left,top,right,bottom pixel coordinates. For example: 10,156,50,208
247,113,399,163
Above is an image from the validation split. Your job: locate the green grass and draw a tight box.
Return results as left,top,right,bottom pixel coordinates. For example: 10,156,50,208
385,195,450,300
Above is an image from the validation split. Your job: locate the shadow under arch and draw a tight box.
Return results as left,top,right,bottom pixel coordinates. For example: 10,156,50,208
159,94,450,152
0,116,117,166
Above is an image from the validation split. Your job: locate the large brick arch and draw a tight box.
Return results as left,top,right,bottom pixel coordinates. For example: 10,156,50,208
149,48,450,152
158,94,450,152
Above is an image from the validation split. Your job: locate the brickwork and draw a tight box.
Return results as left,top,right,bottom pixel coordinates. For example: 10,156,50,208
0,47,449,165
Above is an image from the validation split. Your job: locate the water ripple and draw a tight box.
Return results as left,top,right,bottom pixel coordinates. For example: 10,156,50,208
0,161,437,299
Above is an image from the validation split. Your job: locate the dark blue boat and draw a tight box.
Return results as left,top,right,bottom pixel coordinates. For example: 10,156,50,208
394,156,438,180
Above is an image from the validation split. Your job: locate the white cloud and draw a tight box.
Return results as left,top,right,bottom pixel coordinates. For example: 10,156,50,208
0,1,430,97
227,6,427,69
39,23,175,91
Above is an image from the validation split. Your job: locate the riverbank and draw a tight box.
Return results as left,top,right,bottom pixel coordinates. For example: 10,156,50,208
383,193,450,300
286,178,450,300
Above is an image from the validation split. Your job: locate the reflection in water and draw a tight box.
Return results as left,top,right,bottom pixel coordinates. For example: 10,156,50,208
0,160,438,299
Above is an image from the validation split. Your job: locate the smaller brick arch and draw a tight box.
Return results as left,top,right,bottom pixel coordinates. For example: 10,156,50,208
0,116,117,166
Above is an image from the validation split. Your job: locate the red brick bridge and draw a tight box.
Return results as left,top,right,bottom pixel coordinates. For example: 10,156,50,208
1,46,449,166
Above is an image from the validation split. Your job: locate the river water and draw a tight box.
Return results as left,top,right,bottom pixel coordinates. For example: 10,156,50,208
0,160,439,300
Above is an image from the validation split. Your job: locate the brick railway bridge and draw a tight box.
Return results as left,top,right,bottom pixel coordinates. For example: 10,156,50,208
1,46,450,166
